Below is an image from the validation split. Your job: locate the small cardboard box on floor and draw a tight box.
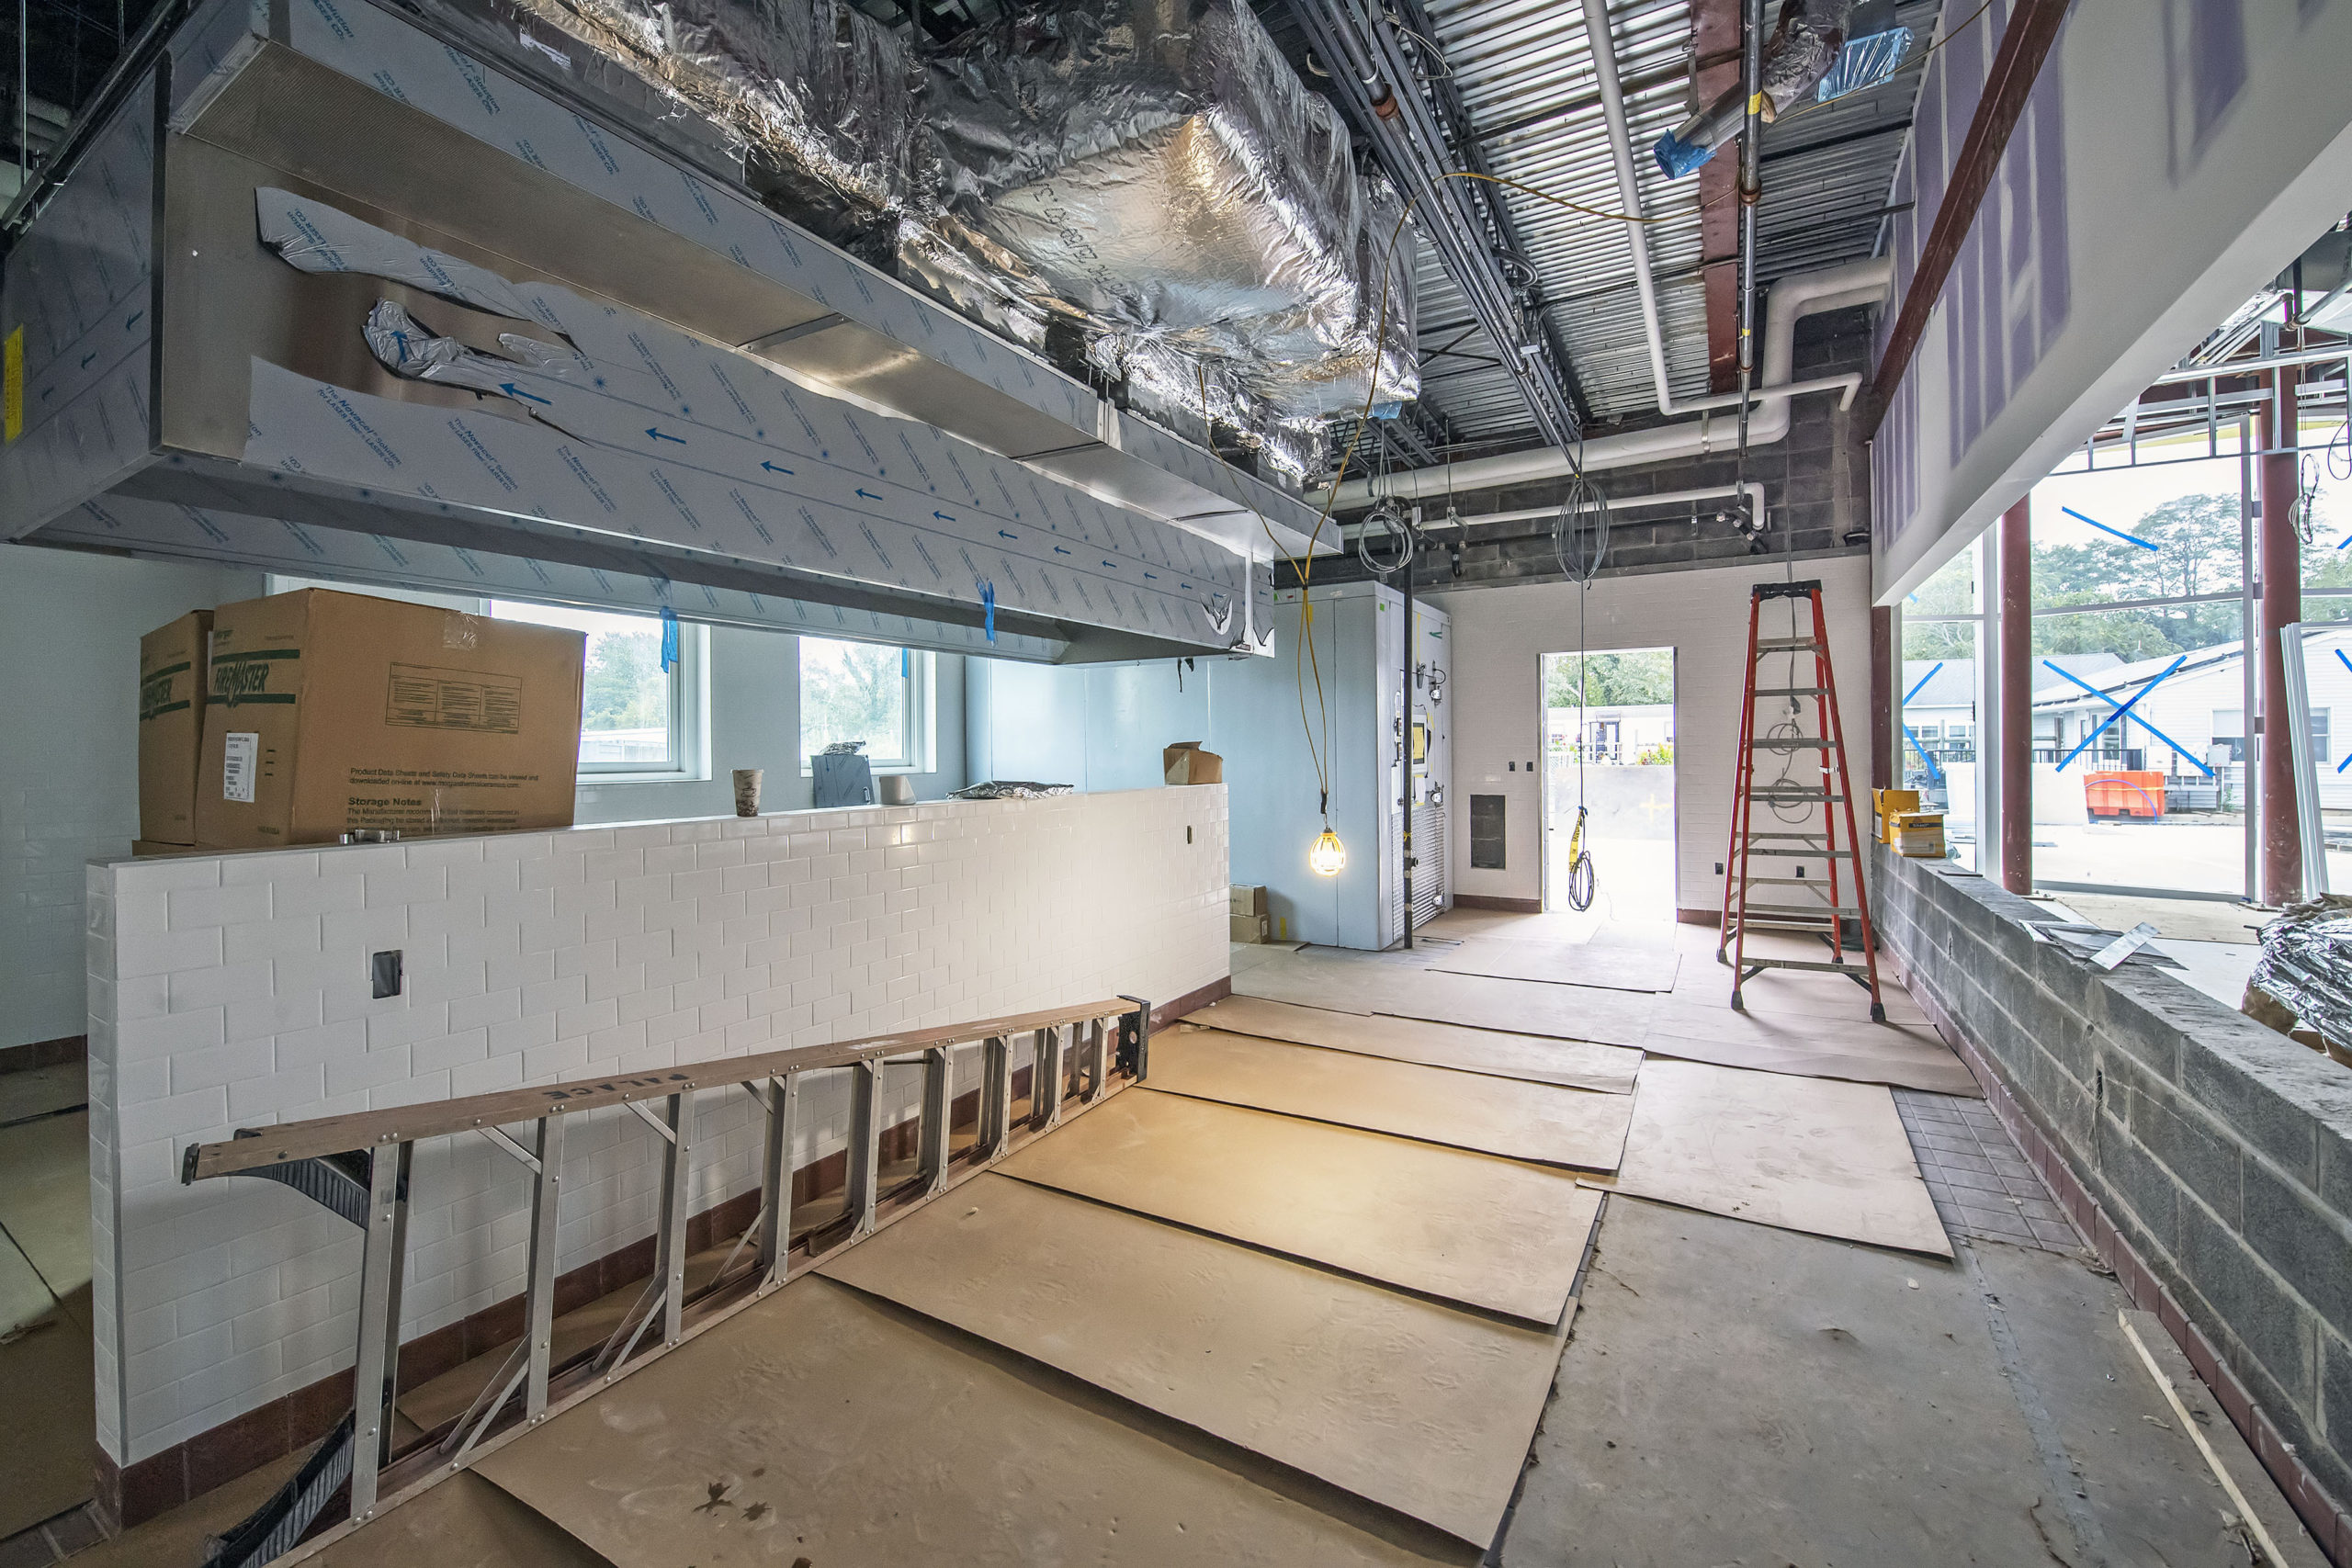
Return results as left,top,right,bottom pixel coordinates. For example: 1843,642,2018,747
195,589,586,850
138,611,212,843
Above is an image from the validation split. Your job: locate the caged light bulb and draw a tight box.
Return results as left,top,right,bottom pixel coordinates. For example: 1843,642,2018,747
1308,828,1348,877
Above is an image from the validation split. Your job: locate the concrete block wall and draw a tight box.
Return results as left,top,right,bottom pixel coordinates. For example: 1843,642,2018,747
84,786,1228,1472
1873,846,2352,1532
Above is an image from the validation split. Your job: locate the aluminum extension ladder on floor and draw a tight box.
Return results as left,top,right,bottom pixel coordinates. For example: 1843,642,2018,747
1718,579,1887,1021
178,997,1153,1568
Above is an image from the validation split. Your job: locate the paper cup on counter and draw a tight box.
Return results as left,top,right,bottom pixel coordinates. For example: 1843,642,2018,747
732,769,763,817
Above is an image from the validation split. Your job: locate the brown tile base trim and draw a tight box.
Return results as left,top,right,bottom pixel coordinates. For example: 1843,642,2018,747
1152,976,1230,1030
1676,908,1723,927
1896,952,2352,1564
0,1033,86,1075
93,1065,1049,1533
1453,893,1544,914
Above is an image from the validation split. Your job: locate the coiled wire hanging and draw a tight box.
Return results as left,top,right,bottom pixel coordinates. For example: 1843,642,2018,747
1552,469,1611,584
1356,495,1417,577
1555,465,1609,909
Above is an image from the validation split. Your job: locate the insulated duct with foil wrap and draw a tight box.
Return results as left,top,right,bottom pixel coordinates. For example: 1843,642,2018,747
480,0,924,259
915,0,1419,474
1654,0,1855,178
416,0,1420,479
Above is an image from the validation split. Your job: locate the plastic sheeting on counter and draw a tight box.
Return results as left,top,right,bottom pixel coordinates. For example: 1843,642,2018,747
2248,895,2352,1057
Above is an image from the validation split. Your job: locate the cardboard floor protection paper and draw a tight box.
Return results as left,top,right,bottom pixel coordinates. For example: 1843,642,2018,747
1642,1000,1979,1096
1430,940,1681,994
1182,995,1641,1093
999,1089,1596,1323
1237,953,1655,1048
473,1276,1457,1568
1151,1029,1632,1169
820,1174,1572,1545
1610,1059,1952,1258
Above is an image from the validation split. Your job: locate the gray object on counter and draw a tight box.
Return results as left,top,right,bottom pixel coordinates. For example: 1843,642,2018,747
813,751,876,807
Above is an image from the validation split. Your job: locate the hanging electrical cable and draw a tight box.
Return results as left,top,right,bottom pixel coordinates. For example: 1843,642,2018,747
1186,155,1656,882
1550,436,1608,910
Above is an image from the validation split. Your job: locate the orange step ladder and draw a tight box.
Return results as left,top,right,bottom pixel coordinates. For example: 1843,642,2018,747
1718,580,1886,1021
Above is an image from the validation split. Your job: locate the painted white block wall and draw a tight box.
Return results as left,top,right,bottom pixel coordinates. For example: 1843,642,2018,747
85,786,1227,1467
0,546,265,1051
1429,555,1874,914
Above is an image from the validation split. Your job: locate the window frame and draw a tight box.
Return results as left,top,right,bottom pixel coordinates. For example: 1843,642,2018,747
490,601,709,785
797,637,935,776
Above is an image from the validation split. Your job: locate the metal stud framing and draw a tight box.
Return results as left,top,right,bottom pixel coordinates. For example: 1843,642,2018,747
183,998,1149,1536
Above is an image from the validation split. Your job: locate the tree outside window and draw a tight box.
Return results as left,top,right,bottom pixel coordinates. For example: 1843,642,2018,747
800,637,926,770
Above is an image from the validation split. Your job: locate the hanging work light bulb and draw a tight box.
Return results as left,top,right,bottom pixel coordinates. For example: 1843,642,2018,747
1309,828,1348,877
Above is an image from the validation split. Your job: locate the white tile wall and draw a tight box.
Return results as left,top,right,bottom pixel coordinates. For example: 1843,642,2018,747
1428,556,1875,912
85,786,1229,1465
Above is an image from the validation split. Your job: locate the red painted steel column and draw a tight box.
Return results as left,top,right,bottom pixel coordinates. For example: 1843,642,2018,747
2000,499,2033,895
2259,376,2303,906
1871,606,1894,792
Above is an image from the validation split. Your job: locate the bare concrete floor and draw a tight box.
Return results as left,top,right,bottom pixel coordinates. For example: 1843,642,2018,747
1505,1195,2324,1567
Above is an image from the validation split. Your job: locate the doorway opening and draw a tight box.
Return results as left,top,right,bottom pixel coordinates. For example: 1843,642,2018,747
1542,648,1677,921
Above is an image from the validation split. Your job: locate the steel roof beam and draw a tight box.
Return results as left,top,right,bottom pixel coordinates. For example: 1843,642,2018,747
1286,0,1585,451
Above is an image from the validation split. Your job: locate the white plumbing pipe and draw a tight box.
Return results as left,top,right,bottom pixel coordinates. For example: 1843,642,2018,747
1334,254,1893,506
1578,0,1873,423
1411,480,1767,532
1581,0,1681,419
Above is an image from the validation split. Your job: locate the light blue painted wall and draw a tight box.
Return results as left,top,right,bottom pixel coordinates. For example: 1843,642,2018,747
965,621,1379,946
0,545,267,1049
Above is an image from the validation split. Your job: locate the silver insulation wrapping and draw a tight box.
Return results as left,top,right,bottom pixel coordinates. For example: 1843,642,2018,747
919,0,1419,468
482,0,925,257
416,0,1420,476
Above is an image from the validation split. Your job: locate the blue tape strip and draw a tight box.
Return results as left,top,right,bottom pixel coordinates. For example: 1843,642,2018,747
660,607,680,673
2061,505,2160,552
2044,656,2209,775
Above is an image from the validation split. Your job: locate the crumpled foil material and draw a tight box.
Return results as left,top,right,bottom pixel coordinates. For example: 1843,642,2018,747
1658,0,1853,174
918,0,1416,466
427,0,1418,476
2249,894,2352,1054
490,0,924,258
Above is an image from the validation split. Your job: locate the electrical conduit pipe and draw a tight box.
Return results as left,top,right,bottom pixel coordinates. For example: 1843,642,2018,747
1329,2,1894,509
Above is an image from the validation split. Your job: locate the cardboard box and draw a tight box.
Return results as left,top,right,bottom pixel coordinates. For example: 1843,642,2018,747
1871,787,1921,844
1229,912,1270,943
1229,884,1269,917
131,840,201,858
1164,741,1224,786
138,611,213,844
195,589,585,850
1894,810,1946,859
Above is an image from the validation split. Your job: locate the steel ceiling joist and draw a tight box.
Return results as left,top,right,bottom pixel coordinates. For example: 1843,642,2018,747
1285,0,1585,452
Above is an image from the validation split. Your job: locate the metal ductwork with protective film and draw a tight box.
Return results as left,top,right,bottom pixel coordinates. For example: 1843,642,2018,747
0,0,1333,661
